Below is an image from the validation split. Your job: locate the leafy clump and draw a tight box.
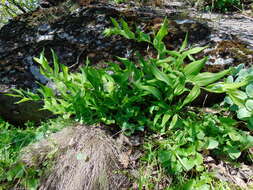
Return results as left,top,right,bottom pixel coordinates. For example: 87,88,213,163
13,18,244,135
143,112,253,176
0,117,71,189
193,0,243,12
9,17,253,189
209,0,242,12
223,64,253,130
0,0,38,26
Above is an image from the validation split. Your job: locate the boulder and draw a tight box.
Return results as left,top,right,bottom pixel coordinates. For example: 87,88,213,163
0,2,210,124
0,1,252,124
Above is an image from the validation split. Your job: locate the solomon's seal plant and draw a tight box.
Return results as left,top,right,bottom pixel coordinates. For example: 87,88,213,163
9,18,253,187
12,18,249,135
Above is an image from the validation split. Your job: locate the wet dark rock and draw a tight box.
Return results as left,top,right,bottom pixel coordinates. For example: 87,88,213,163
0,2,252,124
0,3,211,124
0,92,52,125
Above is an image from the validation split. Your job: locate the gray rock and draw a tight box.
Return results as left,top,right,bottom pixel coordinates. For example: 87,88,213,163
0,2,252,124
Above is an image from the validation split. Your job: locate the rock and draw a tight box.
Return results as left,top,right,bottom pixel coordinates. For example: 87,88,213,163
0,2,210,124
21,124,131,190
0,1,252,124
0,92,52,125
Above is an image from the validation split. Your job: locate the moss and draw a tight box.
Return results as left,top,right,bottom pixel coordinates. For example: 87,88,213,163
209,40,253,67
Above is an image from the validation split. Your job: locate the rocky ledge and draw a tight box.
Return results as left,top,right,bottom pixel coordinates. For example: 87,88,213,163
0,1,252,124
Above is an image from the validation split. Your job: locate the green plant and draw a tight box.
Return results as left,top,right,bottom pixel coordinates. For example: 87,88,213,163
136,156,167,189
142,112,253,175
180,172,232,190
0,0,38,26
212,0,241,12
6,17,253,189
0,117,71,189
222,64,253,130
196,0,243,12
12,18,241,135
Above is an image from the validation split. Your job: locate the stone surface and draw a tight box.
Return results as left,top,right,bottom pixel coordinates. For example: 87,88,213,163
0,1,252,124
0,2,210,124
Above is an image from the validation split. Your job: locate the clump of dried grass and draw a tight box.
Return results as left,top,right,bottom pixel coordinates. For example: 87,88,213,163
21,124,130,190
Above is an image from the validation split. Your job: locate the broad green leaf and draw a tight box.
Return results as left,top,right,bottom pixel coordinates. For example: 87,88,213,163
204,82,224,93
154,112,162,126
237,107,252,119
158,151,171,163
169,114,178,129
187,54,195,61
102,74,115,93
150,63,173,87
181,157,195,171
246,84,253,98
228,90,247,107
134,82,162,99
205,80,248,93
103,28,114,36
196,165,204,172
227,148,241,159
181,85,200,108
228,132,241,141
197,130,205,140
248,118,253,130
153,40,166,56
246,99,253,111
154,17,168,42
182,180,194,190
156,57,175,65
153,18,168,56
194,153,203,165
183,57,207,78
174,82,187,96
36,52,53,74
40,85,55,98
6,163,24,181
193,69,231,86
139,32,151,43
27,178,39,190
222,80,248,90
226,75,234,83
205,138,219,149
165,50,181,57
182,46,207,57
161,113,171,127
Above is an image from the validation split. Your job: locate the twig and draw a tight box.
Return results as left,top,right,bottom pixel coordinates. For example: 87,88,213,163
69,49,85,69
